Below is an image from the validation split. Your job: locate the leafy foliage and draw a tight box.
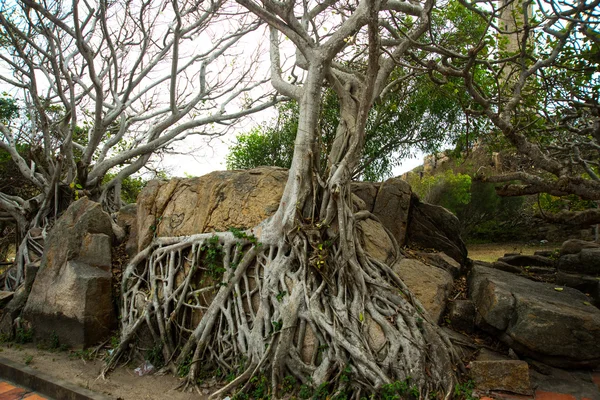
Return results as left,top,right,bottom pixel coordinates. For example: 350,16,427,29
0,94,18,123
101,173,146,204
407,168,525,241
407,170,472,212
227,75,477,181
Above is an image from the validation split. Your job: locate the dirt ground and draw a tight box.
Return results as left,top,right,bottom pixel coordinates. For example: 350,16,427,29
0,343,214,400
467,242,560,263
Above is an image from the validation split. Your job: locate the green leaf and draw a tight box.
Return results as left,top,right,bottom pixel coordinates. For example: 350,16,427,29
554,287,564,292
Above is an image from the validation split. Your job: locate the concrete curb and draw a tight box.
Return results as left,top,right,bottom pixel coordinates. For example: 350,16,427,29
0,356,113,400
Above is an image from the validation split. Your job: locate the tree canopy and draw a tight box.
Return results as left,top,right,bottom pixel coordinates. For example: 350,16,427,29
420,0,600,223
0,0,275,288
227,72,489,181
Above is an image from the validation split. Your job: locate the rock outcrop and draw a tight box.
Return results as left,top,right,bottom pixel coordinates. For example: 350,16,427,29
134,168,466,264
136,167,288,251
406,195,468,264
393,258,454,323
132,167,466,331
469,360,532,395
371,177,412,245
22,198,117,347
469,265,600,368
559,248,600,275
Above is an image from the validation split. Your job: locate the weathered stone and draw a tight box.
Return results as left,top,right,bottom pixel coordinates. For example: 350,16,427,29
393,258,453,323
560,239,600,256
0,291,14,308
372,177,412,246
475,348,511,362
558,248,600,275
529,362,600,399
469,360,531,395
447,300,476,333
470,265,600,368
417,251,462,277
23,198,116,347
116,203,138,258
406,195,468,264
534,250,554,257
351,194,367,211
350,182,379,212
490,260,522,274
578,248,600,275
136,167,288,251
497,254,555,268
555,271,600,307
557,253,582,272
357,218,396,265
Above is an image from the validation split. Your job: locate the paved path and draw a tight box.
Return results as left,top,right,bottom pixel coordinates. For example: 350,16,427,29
0,380,49,400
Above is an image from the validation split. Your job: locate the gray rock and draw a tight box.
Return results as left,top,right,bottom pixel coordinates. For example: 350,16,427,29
469,265,600,368
557,253,582,272
555,271,600,307
560,239,600,256
0,291,13,308
475,348,511,362
529,363,600,400
372,177,412,246
578,248,600,275
447,300,476,333
393,258,453,323
497,254,555,268
491,260,522,274
406,195,468,264
351,182,379,212
23,198,117,348
558,248,600,275
469,360,532,395
416,251,462,278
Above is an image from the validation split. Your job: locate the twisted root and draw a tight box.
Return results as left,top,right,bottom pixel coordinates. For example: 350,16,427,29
103,215,460,398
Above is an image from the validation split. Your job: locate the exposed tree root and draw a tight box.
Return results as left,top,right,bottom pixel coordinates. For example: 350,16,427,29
103,208,461,398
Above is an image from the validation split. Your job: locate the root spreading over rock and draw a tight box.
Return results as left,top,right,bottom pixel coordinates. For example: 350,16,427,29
104,210,460,398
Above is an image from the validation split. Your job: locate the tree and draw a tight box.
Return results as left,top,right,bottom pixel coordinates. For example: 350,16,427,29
420,0,600,225
0,0,276,289
106,0,462,397
227,75,477,181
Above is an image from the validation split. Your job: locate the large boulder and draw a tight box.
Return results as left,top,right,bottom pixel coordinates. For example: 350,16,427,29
406,195,468,264
357,218,397,265
23,198,117,347
560,239,600,256
469,360,532,395
135,169,464,266
136,167,288,251
558,247,600,275
469,265,600,368
393,258,454,323
371,177,412,246
415,251,462,278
